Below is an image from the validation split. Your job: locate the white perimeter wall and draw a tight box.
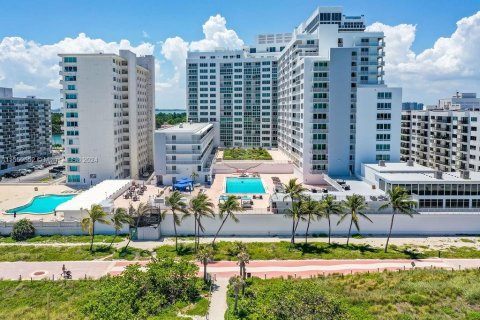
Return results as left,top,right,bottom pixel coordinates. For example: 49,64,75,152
0,221,128,236
213,161,294,174
159,213,480,237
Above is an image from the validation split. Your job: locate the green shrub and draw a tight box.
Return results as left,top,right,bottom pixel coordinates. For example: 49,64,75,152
11,219,35,241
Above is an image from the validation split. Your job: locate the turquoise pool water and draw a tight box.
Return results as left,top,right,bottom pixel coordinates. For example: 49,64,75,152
226,178,266,194
6,195,75,214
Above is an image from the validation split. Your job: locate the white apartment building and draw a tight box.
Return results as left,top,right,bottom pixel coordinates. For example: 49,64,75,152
186,7,401,184
0,88,51,172
154,123,216,185
186,46,283,148
276,7,401,183
59,50,155,186
401,108,480,172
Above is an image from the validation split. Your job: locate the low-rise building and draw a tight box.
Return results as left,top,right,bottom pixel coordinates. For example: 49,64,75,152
154,123,216,185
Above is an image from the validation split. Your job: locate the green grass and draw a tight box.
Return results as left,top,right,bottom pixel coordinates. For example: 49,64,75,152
226,269,480,320
0,245,151,262
223,148,272,160
0,279,207,320
0,234,126,244
156,241,480,261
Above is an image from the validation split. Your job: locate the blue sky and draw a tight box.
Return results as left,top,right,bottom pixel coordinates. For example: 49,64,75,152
1,0,479,108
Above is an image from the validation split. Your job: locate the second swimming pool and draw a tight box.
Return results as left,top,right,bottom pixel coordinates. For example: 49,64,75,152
6,194,75,215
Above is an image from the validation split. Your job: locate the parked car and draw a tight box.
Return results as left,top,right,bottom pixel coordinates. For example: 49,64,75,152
4,171,21,178
53,165,66,171
34,165,44,170
49,168,61,174
18,169,28,175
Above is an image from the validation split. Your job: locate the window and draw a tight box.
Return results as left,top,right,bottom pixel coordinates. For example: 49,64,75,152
63,57,77,63
377,113,391,120
377,92,392,99
67,175,80,183
376,144,390,151
377,102,391,110
67,85,76,90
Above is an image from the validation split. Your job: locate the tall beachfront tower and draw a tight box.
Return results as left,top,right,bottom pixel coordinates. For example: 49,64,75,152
186,7,402,184
277,7,401,183
59,50,155,186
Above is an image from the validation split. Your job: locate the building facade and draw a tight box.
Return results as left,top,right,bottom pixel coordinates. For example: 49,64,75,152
401,108,480,172
0,88,51,172
438,92,479,110
186,7,401,184
58,50,155,185
154,123,216,185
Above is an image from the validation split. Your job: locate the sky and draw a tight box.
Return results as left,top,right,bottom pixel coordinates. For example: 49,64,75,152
0,0,479,109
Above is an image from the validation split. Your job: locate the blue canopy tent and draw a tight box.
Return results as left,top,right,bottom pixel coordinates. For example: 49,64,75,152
173,178,194,192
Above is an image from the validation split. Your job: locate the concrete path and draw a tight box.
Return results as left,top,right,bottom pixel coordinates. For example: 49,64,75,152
207,278,229,320
2,258,480,281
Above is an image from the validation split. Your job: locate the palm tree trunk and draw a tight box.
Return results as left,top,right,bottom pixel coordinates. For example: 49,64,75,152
90,223,95,252
239,264,242,278
234,292,238,313
213,214,229,245
124,215,141,252
328,214,331,245
305,216,311,244
347,218,353,246
173,222,178,252
385,211,396,253
290,196,295,245
203,259,207,283
109,231,117,249
193,216,198,252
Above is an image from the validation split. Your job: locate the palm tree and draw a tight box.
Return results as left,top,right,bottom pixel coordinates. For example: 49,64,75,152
80,204,110,252
301,197,324,244
213,195,244,245
190,171,199,183
282,178,307,244
322,195,344,245
237,248,250,281
196,245,214,283
285,200,304,244
124,202,151,251
380,186,417,252
165,191,188,252
338,194,372,246
109,208,132,248
230,275,245,314
186,192,215,252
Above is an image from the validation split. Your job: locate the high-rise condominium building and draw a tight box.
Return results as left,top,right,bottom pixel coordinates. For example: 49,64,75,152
58,50,155,186
401,93,480,172
0,88,52,172
187,7,401,184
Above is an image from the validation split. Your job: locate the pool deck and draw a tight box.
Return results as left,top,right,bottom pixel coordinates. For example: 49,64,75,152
0,184,77,222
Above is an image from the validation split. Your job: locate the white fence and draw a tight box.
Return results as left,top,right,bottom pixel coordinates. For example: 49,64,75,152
158,213,480,237
213,161,294,174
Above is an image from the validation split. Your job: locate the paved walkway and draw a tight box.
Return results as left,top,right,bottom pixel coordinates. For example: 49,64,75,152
1,258,480,281
208,278,228,320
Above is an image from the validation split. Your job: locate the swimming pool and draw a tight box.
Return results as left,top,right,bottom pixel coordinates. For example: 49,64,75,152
6,194,75,215
225,177,266,194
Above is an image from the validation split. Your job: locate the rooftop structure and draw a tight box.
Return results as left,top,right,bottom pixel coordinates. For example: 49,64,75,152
438,92,479,110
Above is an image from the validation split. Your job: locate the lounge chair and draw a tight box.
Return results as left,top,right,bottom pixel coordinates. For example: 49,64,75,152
253,195,257,199
259,195,263,200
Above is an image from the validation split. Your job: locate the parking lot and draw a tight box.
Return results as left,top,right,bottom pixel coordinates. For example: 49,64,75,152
0,156,65,183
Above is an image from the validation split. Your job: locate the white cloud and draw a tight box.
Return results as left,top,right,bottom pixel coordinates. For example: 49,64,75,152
157,14,244,108
366,11,480,104
0,33,154,107
142,31,150,38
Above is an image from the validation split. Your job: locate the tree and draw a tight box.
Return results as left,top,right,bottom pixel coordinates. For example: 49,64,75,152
164,191,188,252
80,204,110,252
213,195,244,245
380,186,417,252
185,192,215,252
11,218,35,241
196,245,214,284
322,195,344,245
124,202,151,251
237,248,250,282
109,208,131,248
190,171,199,183
229,275,246,314
282,178,307,245
338,194,371,246
301,197,324,244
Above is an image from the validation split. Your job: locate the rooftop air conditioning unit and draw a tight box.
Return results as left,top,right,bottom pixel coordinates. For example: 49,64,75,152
378,160,386,167
434,171,443,179
461,170,470,179
407,159,414,166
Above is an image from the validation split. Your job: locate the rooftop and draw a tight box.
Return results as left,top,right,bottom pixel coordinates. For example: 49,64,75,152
156,122,212,134
363,162,435,173
376,171,480,183
56,180,131,211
